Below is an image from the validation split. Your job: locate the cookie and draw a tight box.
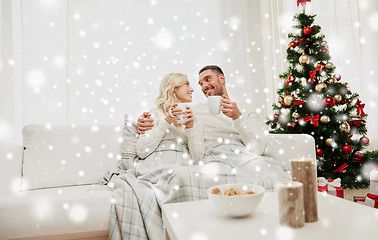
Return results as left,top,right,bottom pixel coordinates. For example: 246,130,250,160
224,188,241,196
212,187,222,195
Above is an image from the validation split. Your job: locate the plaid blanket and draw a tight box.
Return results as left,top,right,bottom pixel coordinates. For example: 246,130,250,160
109,144,289,240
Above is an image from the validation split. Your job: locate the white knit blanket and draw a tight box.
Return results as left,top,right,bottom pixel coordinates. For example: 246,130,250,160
108,145,289,240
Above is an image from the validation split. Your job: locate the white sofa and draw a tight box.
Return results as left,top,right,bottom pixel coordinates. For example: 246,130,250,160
0,124,315,240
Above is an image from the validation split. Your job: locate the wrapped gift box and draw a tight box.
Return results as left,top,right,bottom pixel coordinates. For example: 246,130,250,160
317,177,344,198
355,193,378,208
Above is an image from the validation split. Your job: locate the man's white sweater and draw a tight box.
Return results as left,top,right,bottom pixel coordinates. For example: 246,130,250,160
192,102,266,156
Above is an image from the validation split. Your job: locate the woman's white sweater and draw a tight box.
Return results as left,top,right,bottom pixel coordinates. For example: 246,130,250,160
136,107,204,163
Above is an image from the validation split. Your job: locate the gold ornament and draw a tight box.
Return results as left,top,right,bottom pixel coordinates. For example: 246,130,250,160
325,62,335,69
315,82,327,92
321,41,328,47
283,95,295,106
320,115,330,124
334,94,342,103
327,77,337,84
299,54,310,65
325,137,335,147
339,122,351,133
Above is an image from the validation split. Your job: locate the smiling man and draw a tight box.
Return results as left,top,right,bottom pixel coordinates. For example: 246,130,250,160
198,65,226,97
198,65,242,120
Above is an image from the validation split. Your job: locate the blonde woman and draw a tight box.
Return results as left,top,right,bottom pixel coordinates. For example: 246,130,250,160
136,73,204,175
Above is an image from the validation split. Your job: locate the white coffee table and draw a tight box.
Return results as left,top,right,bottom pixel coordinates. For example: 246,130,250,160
162,192,378,240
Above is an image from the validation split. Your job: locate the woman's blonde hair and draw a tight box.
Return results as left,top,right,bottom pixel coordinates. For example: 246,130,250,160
155,73,188,115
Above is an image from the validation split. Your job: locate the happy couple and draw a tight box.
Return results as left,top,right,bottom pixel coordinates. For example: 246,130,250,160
108,65,290,240
135,65,290,189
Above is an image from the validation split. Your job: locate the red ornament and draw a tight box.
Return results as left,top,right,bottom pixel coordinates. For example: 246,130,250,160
303,27,312,35
342,145,352,154
360,136,370,145
316,148,323,156
273,113,279,119
324,97,336,107
354,152,364,163
288,41,296,48
333,73,341,81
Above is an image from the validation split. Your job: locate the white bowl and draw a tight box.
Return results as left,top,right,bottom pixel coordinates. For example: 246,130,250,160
207,183,265,217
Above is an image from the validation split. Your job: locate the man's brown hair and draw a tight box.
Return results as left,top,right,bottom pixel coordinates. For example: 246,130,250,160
198,65,224,75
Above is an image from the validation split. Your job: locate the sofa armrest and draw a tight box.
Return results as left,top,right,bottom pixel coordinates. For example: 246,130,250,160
263,134,316,171
0,145,23,198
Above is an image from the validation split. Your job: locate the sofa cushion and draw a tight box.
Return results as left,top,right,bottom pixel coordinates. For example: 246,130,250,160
0,185,111,239
22,124,122,190
119,115,139,170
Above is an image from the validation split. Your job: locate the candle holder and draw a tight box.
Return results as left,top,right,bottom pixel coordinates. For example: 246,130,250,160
278,181,305,228
291,158,318,222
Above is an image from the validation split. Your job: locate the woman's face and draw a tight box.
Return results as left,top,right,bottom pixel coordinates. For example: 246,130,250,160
174,80,194,103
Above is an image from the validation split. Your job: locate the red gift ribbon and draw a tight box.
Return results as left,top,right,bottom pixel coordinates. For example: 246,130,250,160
334,163,348,173
367,193,378,201
292,38,310,48
348,120,365,127
294,100,305,105
303,115,320,127
355,99,366,117
297,0,311,7
309,64,324,82
367,193,378,208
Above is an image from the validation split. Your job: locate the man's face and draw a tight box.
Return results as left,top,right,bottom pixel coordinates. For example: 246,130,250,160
198,69,224,97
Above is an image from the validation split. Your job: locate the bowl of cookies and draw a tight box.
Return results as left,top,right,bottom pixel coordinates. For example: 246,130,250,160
207,183,265,217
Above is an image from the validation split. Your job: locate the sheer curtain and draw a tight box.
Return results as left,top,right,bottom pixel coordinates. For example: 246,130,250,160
0,0,21,146
1,0,377,148
1,0,269,145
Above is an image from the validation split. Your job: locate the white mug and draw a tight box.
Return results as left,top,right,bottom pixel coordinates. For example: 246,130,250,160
208,96,222,114
169,103,188,124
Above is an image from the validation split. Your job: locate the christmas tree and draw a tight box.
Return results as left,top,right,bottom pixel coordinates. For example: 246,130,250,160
266,0,378,189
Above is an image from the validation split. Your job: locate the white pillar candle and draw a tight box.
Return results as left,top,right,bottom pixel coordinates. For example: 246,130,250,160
278,181,305,228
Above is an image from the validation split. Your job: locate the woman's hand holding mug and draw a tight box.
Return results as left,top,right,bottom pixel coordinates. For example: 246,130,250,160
183,106,195,129
166,103,184,124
